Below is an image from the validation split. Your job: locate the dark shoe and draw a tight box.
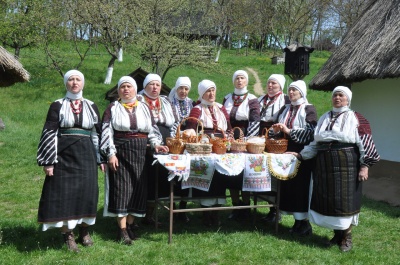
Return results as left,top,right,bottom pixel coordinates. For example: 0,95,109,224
293,220,312,236
340,232,353,252
78,226,93,247
63,231,80,252
261,209,281,223
141,217,162,226
126,226,140,241
117,228,132,245
325,230,343,247
289,220,302,234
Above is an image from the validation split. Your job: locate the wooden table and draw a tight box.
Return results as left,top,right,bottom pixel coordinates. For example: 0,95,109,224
153,152,300,243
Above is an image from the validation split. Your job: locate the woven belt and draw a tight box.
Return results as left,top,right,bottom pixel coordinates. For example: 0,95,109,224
58,128,91,137
317,142,357,151
114,131,148,139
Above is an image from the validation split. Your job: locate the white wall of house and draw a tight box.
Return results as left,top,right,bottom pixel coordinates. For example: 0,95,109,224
352,78,400,162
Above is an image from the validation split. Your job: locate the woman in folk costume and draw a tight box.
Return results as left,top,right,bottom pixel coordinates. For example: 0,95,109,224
269,80,317,236
222,70,260,220
293,86,380,252
168,76,194,223
258,74,290,223
138,73,179,226
37,70,105,252
185,79,232,226
100,76,168,245
169,76,194,124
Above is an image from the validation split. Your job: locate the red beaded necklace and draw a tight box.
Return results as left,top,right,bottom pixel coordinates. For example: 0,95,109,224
70,99,82,114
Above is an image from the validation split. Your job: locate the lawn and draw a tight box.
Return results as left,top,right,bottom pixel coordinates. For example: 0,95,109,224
0,45,398,265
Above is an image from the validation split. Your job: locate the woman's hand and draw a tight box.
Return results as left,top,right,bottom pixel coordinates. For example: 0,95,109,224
155,145,169,154
108,155,119,172
99,163,106,173
272,123,290,135
358,165,369,181
285,151,302,160
43,165,54,176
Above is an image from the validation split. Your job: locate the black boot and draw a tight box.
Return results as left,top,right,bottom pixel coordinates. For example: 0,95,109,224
78,226,93,247
339,226,353,252
210,209,221,226
117,228,132,245
63,231,80,252
326,230,343,247
289,220,302,234
261,207,281,223
202,206,212,227
293,220,312,236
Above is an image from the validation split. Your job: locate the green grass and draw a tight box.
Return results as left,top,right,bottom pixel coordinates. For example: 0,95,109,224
0,45,399,264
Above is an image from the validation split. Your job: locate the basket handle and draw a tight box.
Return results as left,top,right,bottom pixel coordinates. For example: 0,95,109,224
266,126,287,139
212,126,227,139
179,116,204,139
232,127,244,141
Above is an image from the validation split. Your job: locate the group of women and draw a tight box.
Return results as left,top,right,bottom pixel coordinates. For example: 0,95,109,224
36,69,380,253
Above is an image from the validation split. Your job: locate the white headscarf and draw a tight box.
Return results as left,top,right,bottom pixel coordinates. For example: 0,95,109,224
118,76,137,103
232,70,248,95
332,86,352,106
288,80,308,105
64,70,84,100
143,73,162,89
267,74,286,91
168,76,191,101
142,73,162,99
198,79,216,104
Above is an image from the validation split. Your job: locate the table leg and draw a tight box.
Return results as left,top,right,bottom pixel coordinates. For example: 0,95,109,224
169,180,174,244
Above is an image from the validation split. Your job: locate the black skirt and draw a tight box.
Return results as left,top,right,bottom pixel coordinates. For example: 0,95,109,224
106,137,147,216
38,135,98,223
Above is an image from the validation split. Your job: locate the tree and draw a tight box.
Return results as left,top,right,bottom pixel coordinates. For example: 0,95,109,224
0,0,43,57
137,0,215,78
78,0,143,84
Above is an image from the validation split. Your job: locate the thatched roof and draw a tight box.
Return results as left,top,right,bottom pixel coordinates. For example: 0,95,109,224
0,46,30,87
105,67,171,102
310,0,400,91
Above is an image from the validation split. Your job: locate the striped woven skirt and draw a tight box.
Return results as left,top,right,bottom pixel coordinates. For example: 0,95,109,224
310,147,362,216
104,137,147,216
38,135,98,223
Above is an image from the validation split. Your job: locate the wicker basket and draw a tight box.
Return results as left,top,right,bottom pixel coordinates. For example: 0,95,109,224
183,118,213,155
246,136,266,154
209,127,228,154
264,127,288,154
230,127,247,153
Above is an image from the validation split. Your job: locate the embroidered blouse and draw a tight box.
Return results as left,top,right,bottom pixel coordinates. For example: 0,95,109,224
301,110,380,167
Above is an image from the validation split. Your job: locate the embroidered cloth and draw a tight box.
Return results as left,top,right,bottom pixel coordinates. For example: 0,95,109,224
266,153,301,180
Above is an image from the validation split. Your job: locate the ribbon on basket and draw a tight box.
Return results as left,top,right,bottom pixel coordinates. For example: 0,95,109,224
242,154,271,192
153,154,191,181
215,153,245,176
266,153,301,180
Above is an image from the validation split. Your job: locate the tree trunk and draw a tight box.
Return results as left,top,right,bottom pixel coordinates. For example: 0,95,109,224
104,56,116,84
118,48,123,62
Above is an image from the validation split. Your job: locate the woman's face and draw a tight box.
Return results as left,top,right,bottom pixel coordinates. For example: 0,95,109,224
177,86,190,99
118,82,136,100
66,75,83,94
266,79,281,96
145,81,161,98
288,87,302,102
202,87,216,103
234,75,248,89
332,91,348,108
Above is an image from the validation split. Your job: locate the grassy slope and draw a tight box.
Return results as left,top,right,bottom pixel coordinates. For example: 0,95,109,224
0,46,398,264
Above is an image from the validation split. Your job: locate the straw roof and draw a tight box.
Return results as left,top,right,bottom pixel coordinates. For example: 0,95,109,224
309,0,400,91
0,46,30,87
